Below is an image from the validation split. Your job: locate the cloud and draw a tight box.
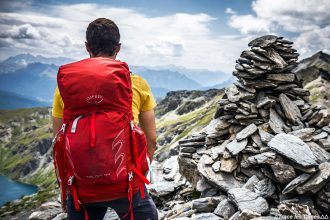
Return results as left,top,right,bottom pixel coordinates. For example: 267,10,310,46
225,8,237,15
0,24,42,39
144,42,184,57
0,0,34,12
251,0,330,32
227,0,330,58
0,38,11,48
1,0,329,72
295,25,330,56
229,0,330,34
229,15,272,34
0,2,245,72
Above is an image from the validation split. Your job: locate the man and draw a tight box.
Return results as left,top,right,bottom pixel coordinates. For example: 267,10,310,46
52,18,158,220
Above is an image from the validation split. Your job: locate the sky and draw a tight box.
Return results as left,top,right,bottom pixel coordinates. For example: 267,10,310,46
0,0,329,73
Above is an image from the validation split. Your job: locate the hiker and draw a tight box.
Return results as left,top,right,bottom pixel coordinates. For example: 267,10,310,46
52,18,158,220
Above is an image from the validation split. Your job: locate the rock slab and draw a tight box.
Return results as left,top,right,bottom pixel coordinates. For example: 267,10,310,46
268,133,318,167
226,139,248,156
236,123,258,141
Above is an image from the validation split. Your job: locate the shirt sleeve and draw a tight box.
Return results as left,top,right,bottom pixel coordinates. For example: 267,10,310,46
139,78,157,112
52,86,64,118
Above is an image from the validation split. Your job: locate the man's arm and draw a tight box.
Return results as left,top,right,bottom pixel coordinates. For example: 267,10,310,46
53,117,63,138
139,109,157,158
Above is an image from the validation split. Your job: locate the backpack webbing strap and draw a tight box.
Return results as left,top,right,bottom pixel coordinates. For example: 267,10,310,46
68,176,90,220
53,123,68,210
131,124,141,170
130,121,150,198
124,171,134,220
124,168,150,220
90,112,96,147
132,167,150,199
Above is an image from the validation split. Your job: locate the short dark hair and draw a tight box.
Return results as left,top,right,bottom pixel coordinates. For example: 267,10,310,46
86,18,120,56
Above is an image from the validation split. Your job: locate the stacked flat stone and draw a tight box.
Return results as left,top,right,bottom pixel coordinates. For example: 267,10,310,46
176,35,330,219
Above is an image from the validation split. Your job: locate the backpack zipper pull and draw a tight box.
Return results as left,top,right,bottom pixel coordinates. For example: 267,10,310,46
128,171,133,182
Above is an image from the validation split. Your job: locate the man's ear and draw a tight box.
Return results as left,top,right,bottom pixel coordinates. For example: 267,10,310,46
85,42,93,57
115,43,121,56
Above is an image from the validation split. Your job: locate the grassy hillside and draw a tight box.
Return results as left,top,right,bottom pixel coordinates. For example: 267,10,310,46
155,89,225,157
295,51,330,110
305,77,330,109
0,108,55,185
0,108,57,216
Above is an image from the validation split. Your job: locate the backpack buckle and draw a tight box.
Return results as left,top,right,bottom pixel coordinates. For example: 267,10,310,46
128,171,133,182
68,176,74,185
130,121,134,131
52,123,66,143
60,124,66,134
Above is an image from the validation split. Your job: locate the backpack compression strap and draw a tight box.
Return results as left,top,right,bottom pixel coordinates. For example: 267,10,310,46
123,121,150,220
130,121,150,198
53,123,68,210
90,112,96,147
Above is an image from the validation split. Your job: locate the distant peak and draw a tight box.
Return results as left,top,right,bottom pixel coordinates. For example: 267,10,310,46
311,50,330,62
299,51,330,65
1,53,75,66
5,53,34,62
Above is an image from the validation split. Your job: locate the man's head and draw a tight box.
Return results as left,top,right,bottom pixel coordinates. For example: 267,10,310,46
85,18,121,58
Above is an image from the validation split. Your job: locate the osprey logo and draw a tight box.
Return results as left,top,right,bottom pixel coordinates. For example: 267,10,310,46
86,94,103,104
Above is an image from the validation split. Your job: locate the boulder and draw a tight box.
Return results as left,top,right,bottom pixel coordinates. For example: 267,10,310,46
198,155,242,192
214,199,237,219
228,188,269,214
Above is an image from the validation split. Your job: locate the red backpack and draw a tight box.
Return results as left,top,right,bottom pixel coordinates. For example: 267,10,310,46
52,57,150,220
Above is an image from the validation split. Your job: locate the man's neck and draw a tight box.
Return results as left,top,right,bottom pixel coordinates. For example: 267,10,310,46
90,54,116,60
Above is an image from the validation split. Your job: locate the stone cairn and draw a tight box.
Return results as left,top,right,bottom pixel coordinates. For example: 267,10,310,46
168,35,330,219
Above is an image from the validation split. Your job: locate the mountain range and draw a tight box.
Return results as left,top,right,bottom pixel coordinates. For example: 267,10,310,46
1,51,328,110
0,91,49,110
0,54,74,74
0,54,231,109
133,64,231,87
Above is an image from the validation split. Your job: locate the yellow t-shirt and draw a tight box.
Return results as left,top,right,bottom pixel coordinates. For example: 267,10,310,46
52,74,156,123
